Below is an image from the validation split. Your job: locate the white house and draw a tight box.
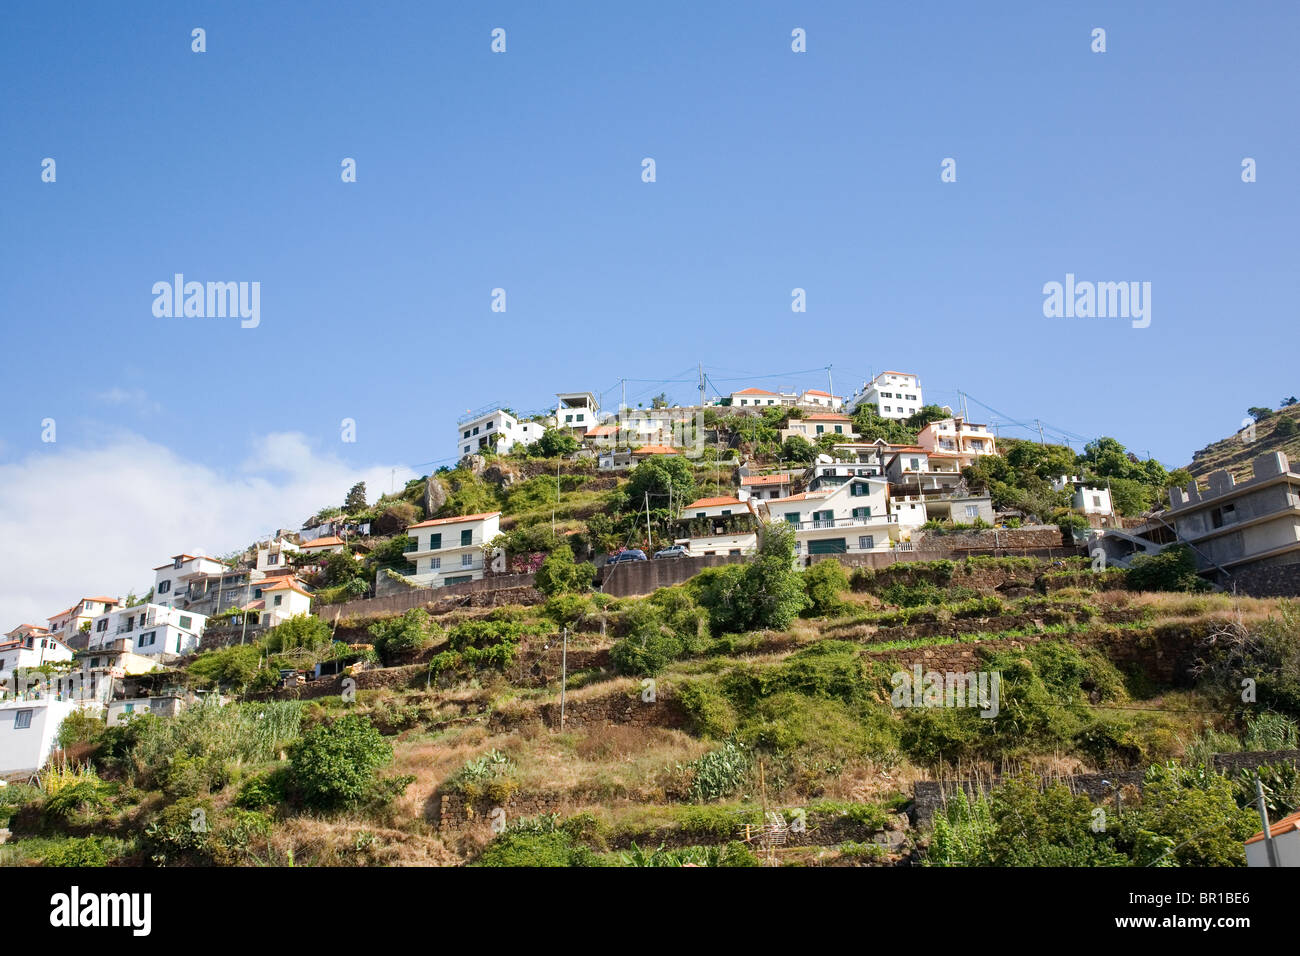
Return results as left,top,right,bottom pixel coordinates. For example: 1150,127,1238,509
555,392,600,436
1053,476,1114,516
87,604,208,660
888,494,930,531
0,698,87,778
406,511,502,587
730,388,796,408
797,389,844,411
46,596,120,641
255,535,301,572
298,535,347,558
1246,809,1300,867
680,496,754,520
761,475,895,556
152,554,229,609
676,499,760,556
847,372,923,420
457,407,546,458
247,579,314,627
0,633,74,687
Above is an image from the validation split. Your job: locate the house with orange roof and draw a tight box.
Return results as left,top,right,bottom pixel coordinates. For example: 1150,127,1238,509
405,511,502,588
758,474,896,558
780,412,858,443
46,596,122,640
86,603,209,660
152,553,229,609
1246,807,1300,866
797,388,844,411
0,632,74,687
729,387,797,408
674,498,761,557
916,417,998,467
256,534,301,573
298,535,347,557
246,578,314,627
738,471,798,501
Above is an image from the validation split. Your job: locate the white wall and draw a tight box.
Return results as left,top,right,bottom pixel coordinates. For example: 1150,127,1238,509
0,699,81,777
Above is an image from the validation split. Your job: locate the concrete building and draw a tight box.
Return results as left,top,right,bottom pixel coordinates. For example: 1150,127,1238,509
847,372,923,420
1053,476,1114,516
555,392,600,436
797,389,844,411
0,633,74,687
730,388,796,408
406,511,502,587
739,472,798,501
246,579,314,627
107,693,191,726
457,407,546,458
255,535,301,572
1164,452,1300,578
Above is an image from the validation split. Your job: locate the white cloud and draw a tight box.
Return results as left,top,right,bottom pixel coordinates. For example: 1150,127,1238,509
94,387,162,416
0,432,418,629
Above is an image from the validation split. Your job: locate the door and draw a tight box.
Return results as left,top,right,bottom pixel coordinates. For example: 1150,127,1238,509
808,538,847,554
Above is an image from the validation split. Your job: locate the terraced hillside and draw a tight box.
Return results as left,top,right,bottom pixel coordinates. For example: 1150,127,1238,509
1186,404,1300,482
5,551,1300,867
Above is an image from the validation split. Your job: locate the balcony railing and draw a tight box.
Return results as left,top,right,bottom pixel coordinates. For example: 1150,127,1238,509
789,516,891,531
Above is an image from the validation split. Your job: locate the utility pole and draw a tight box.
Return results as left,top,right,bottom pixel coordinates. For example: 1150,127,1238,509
698,361,706,408
826,364,834,400
552,458,561,535
1036,419,1046,445
644,491,652,551
559,626,568,731
1255,775,1280,867
621,378,626,415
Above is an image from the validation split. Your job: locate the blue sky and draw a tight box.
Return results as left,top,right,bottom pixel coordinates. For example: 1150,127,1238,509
0,2,1298,617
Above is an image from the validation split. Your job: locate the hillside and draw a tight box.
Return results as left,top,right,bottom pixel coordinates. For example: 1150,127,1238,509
6,551,1299,868
1185,404,1300,482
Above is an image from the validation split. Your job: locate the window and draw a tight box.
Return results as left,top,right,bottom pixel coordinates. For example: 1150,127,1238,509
1092,495,1101,508
565,414,573,423
14,710,32,730
965,505,980,518
464,445,471,454
429,557,441,571
910,458,920,471
851,482,868,497
179,616,192,630
158,580,171,594
816,425,824,435
461,529,472,546
461,553,473,567
472,426,480,435
463,430,471,439
835,425,843,434
95,619,107,632
429,532,442,550
124,703,134,715
139,631,156,647
721,509,732,516
91,657,100,668
784,513,800,525
728,549,741,555
859,535,874,550
268,552,279,565
174,558,183,569
253,587,263,599
696,512,706,518
485,421,493,430
852,507,871,519
273,595,283,607
177,636,182,653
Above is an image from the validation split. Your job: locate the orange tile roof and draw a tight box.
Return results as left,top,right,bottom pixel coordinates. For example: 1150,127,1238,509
408,511,502,530
802,389,836,397
83,596,118,604
1246,808,1300,844
300,535,345,548
586,425,617,437
241,600,266,611
741,474,793,486
633,445,678,455
803,412,852,422
769,492,826,503
684,497,745,509
732,388,776,395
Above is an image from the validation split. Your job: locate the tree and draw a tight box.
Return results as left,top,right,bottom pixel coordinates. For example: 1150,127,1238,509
187,645,264,689
262,614,332,653
288,714,393,809
1081,437,1134,479
1107,477,1157,517
779,435,818,464
690,522,806,633
367,608,437,663
1126,545,1210,593
344,481,368,512
1248,406,1274,423
904,404,951,431
625,456,696,514
531,429,580,458
1282,396,1298,408
534,544,595,597
651,392,670,409
1276,417,1299,438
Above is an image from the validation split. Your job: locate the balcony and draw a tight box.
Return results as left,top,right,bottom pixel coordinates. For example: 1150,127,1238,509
788,516,892,531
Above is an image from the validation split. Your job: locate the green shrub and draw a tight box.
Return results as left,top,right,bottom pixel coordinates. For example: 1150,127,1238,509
40,837,109,867
288,714,393,810
802,560,850,617
1126,546,1210,594
235,766,290,811
534,544,596,597
680,739,751,803
368,608,437,662
473,830,600,867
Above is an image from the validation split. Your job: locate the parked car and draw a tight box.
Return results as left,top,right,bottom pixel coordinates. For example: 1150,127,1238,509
608,549,648,564
653,545,689,559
